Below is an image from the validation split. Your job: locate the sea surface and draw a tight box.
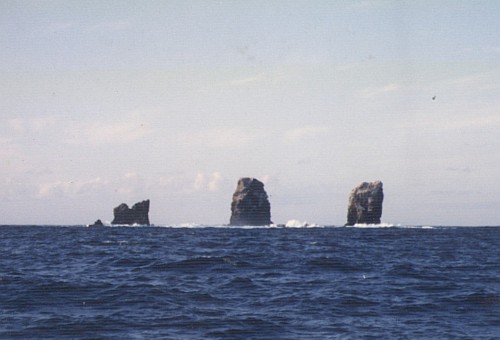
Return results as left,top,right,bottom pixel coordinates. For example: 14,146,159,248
0,224,499,339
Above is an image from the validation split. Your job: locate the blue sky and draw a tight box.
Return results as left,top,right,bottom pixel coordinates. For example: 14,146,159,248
1,1,500,225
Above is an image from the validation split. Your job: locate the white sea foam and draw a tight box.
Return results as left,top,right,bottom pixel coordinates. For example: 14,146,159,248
152,223,212,228
348,223,438,229
350,223,396,228
108,223,149,227
81,221,442,229
284,220,319,228
177,223,206,228
86,221,154,228
159,223,318,229
156,223,326,229
82,221,440,229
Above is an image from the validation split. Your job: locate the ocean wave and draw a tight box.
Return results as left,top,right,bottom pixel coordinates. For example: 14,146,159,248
80,223,465,229
347,223,438,229
149,256,249,273
349,223,396,228
86,221,151,228
151,223,327,229
1,224,498,339
159,222,436,229
284,219,320,228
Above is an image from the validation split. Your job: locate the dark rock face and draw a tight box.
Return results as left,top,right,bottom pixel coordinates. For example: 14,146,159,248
89,219,104,227
111,200,150,225
346,181,384,226
230,178,272,226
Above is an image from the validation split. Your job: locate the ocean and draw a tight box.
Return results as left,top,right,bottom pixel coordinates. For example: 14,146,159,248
0,224,499,339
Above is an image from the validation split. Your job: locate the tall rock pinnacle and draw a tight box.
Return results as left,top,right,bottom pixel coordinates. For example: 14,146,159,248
346,181,384,226
230,178,272,226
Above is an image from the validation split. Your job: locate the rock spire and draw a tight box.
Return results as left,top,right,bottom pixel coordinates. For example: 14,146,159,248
230,178,272,226
346,181,384,226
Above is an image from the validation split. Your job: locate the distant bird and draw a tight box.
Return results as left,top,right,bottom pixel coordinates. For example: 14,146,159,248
432,96,436,101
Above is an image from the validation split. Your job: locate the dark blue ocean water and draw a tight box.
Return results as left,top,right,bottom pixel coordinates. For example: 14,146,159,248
0,225,499,339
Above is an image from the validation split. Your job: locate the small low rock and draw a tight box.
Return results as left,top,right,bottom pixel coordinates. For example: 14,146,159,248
89,219,104,227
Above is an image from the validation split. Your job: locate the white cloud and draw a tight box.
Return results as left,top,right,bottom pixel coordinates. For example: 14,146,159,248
0,138,30,177
114,172,149,195
361,83,400,99
446,114,500,130
208,172,223,192
66,118,152,145
229,73,267,86
260,175,271,184
0,137,16,160
89,121,151,144
8,116,57,134
446,70,500,92
87,20,132,32
34,171,150,199
193,173,205,191
5,115,151,146
37,177,106,198
284,125,329,142
34,170,226,201
124,172,138,179
399,112,500,132
45,22,74,34
178,128,258,149
349,0,391,10
192,171,223,192
157,175,177,188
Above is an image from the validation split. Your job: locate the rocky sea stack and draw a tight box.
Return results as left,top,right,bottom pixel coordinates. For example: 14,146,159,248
346,181,384,226
89,219,104,227
111,199,150,225
230,178,272,226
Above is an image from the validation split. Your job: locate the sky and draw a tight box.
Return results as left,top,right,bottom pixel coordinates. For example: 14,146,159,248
1,0,500,226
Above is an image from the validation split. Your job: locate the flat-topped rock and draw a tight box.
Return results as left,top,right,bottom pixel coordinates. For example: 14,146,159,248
346,181,384,226
111,199,150,225
230,178,272,226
